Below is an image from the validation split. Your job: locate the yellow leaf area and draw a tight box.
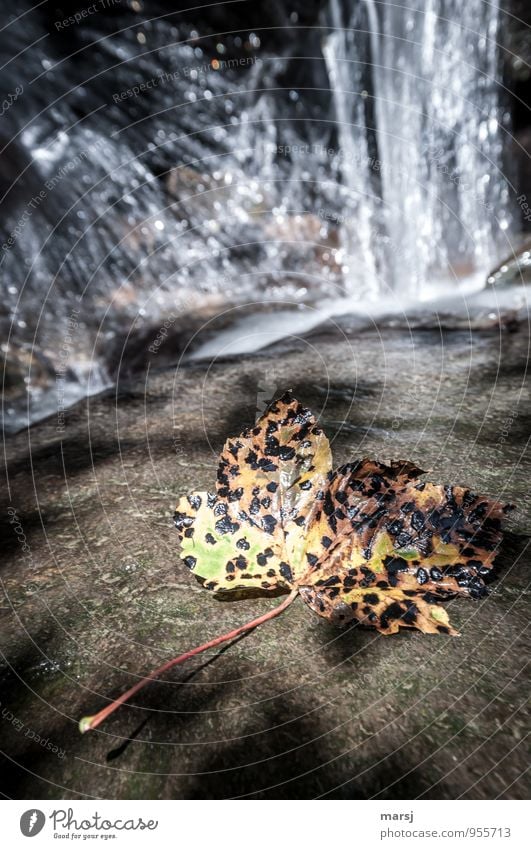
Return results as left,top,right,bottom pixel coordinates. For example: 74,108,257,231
174,393,509,636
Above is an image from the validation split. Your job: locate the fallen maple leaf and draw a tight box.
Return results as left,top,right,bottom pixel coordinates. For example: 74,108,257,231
80,394,510,733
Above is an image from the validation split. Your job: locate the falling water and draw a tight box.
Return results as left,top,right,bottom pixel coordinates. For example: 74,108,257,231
324,0,513,297
1,0,518,431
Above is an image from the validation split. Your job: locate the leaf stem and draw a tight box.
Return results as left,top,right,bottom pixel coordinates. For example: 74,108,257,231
79,589,298,734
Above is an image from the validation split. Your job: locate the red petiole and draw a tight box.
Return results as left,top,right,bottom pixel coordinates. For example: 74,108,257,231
79,589,298,733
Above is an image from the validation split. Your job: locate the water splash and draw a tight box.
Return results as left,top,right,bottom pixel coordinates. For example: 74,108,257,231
0,1,516,431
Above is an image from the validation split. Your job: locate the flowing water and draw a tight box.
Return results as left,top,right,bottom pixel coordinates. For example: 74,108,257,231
0,0,524,431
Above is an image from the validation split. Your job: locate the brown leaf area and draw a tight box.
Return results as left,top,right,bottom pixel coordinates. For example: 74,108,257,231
175,393,511,635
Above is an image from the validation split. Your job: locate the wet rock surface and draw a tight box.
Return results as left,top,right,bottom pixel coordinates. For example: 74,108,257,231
1,326,529,799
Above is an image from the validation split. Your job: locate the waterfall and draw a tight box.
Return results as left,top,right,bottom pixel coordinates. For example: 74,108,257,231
1,0,519,432
324,0,513,297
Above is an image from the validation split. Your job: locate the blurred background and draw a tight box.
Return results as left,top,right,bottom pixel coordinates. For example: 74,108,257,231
0,0,530,432
1,1,530,803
